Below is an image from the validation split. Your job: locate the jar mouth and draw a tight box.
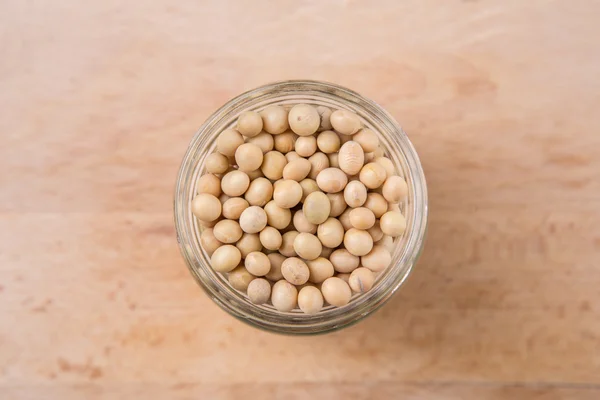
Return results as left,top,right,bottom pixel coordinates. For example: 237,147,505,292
174,80,428,335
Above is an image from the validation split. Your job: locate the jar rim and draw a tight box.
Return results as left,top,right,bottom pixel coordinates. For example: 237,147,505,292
174,80,428,335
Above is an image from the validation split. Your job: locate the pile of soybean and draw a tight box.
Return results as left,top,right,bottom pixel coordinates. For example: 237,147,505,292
192,104,408,314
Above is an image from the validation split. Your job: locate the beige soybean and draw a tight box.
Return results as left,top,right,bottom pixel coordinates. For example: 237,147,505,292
244,177,273,207
271,280,298,312
235,233,262,258
261,151,287,180
239,206,267,233
197,173,222,197
361,244,392,272
246,169,264,180
375,156,396,177
328,152,339,168
344,228,374,256
353,129,379,153
200,228,222,256
378,235,395,253
349,267,375,293
279,230,299,257
288,104,320,136
221,170,250,197
260,105,289,135
299,179,319,202
274,132,298,154
367,221,384,242
344,180,368,208
205,153,229,174
337,273,351,284
237,111,263,137
259,226,282,250
273,179,302,209
217,129,245,157
235,143,264,172
364,152,375,163
222,197,249,220
281,257,310,285
247,132,274,153
283,158,311,182
380,211,407,237
364,192,388,218
247,278,271,305
285,151,301,162
213,219,243,244
316,130,340,153
307,152,330,180
303,191,331,225
338,208,353,231
274,131,297,154
316,168,348,193
360,162,387,189
317,217,344,248
244,251,271,276
298,286,324,314
306,257,335,283
192,194,222,222
293,232,322,261
266,253,286,281
382,175,408,203
316,106,332,131
330,109,361,135
321,277,352,307
293,210,317,234
329,249,360,273
228,266,255,291
219,193,230,204
338,141,365,176
320,246,333,258
295,136,317,157
264,200,292,229
210,245,241,273
349,207,376,230
327,192,347,217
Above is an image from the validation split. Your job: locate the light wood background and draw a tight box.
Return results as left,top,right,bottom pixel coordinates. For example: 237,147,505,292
1,1,599,399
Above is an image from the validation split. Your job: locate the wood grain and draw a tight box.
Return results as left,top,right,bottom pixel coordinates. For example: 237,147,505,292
1,0,599,399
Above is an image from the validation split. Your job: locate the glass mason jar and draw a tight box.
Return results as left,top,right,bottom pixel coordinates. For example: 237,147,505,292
174,80,427,334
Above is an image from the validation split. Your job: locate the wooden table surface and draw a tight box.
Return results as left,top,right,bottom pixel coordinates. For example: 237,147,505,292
1,1,599,399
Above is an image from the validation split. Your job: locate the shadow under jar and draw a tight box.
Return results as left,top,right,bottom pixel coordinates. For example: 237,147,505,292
174,80,428,335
